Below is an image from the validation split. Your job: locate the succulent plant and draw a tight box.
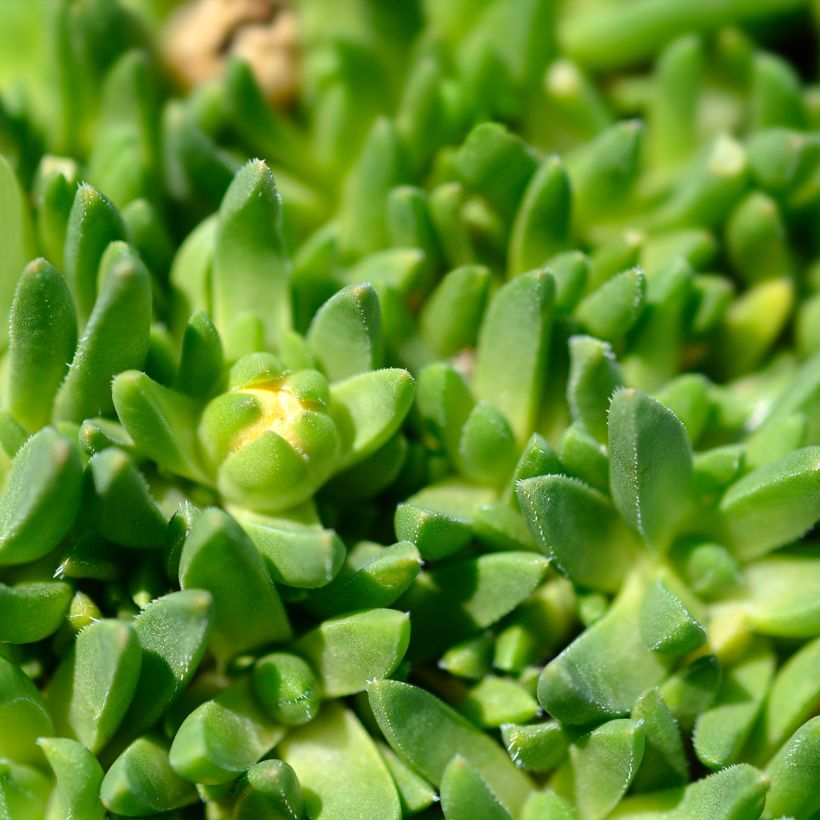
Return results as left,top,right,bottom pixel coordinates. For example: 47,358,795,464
0,0,819,818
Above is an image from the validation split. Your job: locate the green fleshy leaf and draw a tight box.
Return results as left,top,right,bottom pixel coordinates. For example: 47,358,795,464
252,652,320,727
33,157,78,273
461,676,540,728
302,540,422,618
118,589,213,743
0,654,54,764
294,608,410,697
0,759,50,820
63,182,126,324
538,576,671,725
39,737,105,820
338,117,408,259
113,371,211,484
452,122,538,223
378,741,437,815
566,120,642,231
331,368,415,470
567,335,622,443
280,705,401,820
508,156,571,276
54,242,152,423
610,764,767,819
518,475,636,593
639,579,706,656
169,676,284,785
568,719,645,820
0,581,72,644
608,388,692,551
719,446,820,560
83,448,167,548
308,283,383,381
558,424,610,492
575,267,645,342
659,655,722,731
401,551,549,661
175,310,224,399
630,688,688,792
747,636,820,763
102,735,198,815
520,790,578,820
692,643,775,769
0,155,37,348
440,634,494,681
458,401,519,486
178,507,290,659
501,721,569,774
47,619,142,753
0,428,83,566
232,759,305,820
473,269,554,443
764,717,820,818
646,35,703,171
231,507,345,589
441,755,513,820
742,550,820,637
368,679,534,816
4,258,77,430
419,264,491,357
212,160,292,357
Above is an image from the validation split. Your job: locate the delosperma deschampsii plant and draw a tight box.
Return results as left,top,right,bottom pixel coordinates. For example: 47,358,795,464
0,0,819,817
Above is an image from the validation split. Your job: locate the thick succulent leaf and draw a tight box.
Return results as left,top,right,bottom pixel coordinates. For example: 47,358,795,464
54,242,152,423
47,619,142,753
441,755,513,820
330,368,415,470
118,589,213,742
538,576,672,725
169,676,285,784
508,155,572,276
501,721,569,774
608,388,693,552
400,551,549,661
0,154,36,347
0,428,83,566
368,679,534,816
307,282,384,381
719,446,820,560
630,688,688,792
0,580,72,644
518,475,636,592
178,507,290,659
212,160,292,356
294,609,410,697
569,718,645,820
4,258,77,430
113,371,212,484
252,652,319,727
83,448,167,548
279,702,402,820
102,736,198,816
692,642,775,769
39,737,105,820
639,579,706,656
0,654,54,764
610,764,768,820
764,717,820,818
232,759,305,820
473,269,554,444
62,182,126,324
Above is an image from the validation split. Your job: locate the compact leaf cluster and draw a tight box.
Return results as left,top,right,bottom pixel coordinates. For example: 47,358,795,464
0,0,819,818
